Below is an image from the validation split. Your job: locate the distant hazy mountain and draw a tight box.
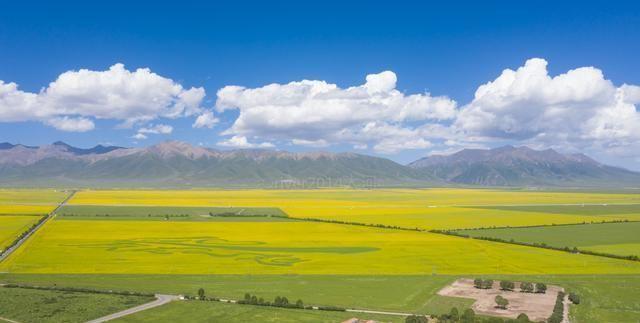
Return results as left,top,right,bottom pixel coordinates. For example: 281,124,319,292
1,141,637,187
0,141,429,187
408,145,640,187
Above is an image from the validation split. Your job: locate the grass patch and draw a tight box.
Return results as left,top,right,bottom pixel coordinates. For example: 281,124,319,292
0,285,154,323
113,299,404,323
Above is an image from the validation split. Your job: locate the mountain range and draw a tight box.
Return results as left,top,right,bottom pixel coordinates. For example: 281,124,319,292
0,141,638,187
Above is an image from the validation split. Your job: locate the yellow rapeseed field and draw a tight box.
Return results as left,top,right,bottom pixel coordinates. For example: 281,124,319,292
0,216,42,250
68,189,640,230
0,189,68,205
0,189,67,215
0,205,57,215
2,218,640,275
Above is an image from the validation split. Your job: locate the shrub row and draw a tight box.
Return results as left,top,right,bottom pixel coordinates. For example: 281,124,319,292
2,283,154,297
436,230,640,262
186,290,346,312
548,291,566,323
298,217,423,232
452,219,635,232
209,212,287,218
426,306,533,323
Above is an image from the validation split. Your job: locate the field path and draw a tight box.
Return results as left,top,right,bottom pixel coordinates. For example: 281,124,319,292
0,190,75,263
86,294,180,323
345,308,412,316
0,316,20,323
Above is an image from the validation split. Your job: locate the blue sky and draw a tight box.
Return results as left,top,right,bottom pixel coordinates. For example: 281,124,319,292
1,1,640,168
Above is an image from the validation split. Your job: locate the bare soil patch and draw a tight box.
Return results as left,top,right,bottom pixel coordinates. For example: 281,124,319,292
437,278,563,321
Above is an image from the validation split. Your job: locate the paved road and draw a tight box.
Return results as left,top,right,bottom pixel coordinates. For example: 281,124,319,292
0,190,76,263
86,294,180,323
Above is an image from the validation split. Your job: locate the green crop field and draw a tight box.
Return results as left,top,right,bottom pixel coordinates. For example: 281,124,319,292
455,221,640,257
0,286,154,323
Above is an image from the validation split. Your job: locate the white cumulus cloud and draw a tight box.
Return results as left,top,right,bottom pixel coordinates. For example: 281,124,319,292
45,117,95,132
455,58,640,158
133,124,173,139
192,110,219,128
0,64,205,131
217,135,275,149
215,70,457,153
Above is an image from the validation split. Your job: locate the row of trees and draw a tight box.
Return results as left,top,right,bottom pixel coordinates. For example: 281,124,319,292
298,217,423,232
474,279,547,294
0,214,48,257
237,293,305,309
409,307,532,323
190,288,347,312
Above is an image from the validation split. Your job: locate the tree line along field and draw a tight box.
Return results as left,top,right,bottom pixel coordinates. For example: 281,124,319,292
455,221,640,258
0,216,43,251
2,188,640,322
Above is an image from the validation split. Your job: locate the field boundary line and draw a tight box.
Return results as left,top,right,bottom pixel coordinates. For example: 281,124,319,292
0,190,76,263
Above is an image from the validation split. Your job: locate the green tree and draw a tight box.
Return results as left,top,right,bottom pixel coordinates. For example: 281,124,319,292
258,297,265,305
461,308,475,323
520,282,534,293
500,280,515,291
274,296,282,305
535,283,547,294
405,315,428,323
569,292,580,304
197,288,205,300
295,299,304,308
474,278,483,289
449,307,459,321
250,295,258,305
281,296,289,306
516,313,530,322
244,293,251,302
495,295,509,309
483,279,494,289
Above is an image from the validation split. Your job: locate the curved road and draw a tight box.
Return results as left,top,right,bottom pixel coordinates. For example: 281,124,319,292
86,294,180,323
